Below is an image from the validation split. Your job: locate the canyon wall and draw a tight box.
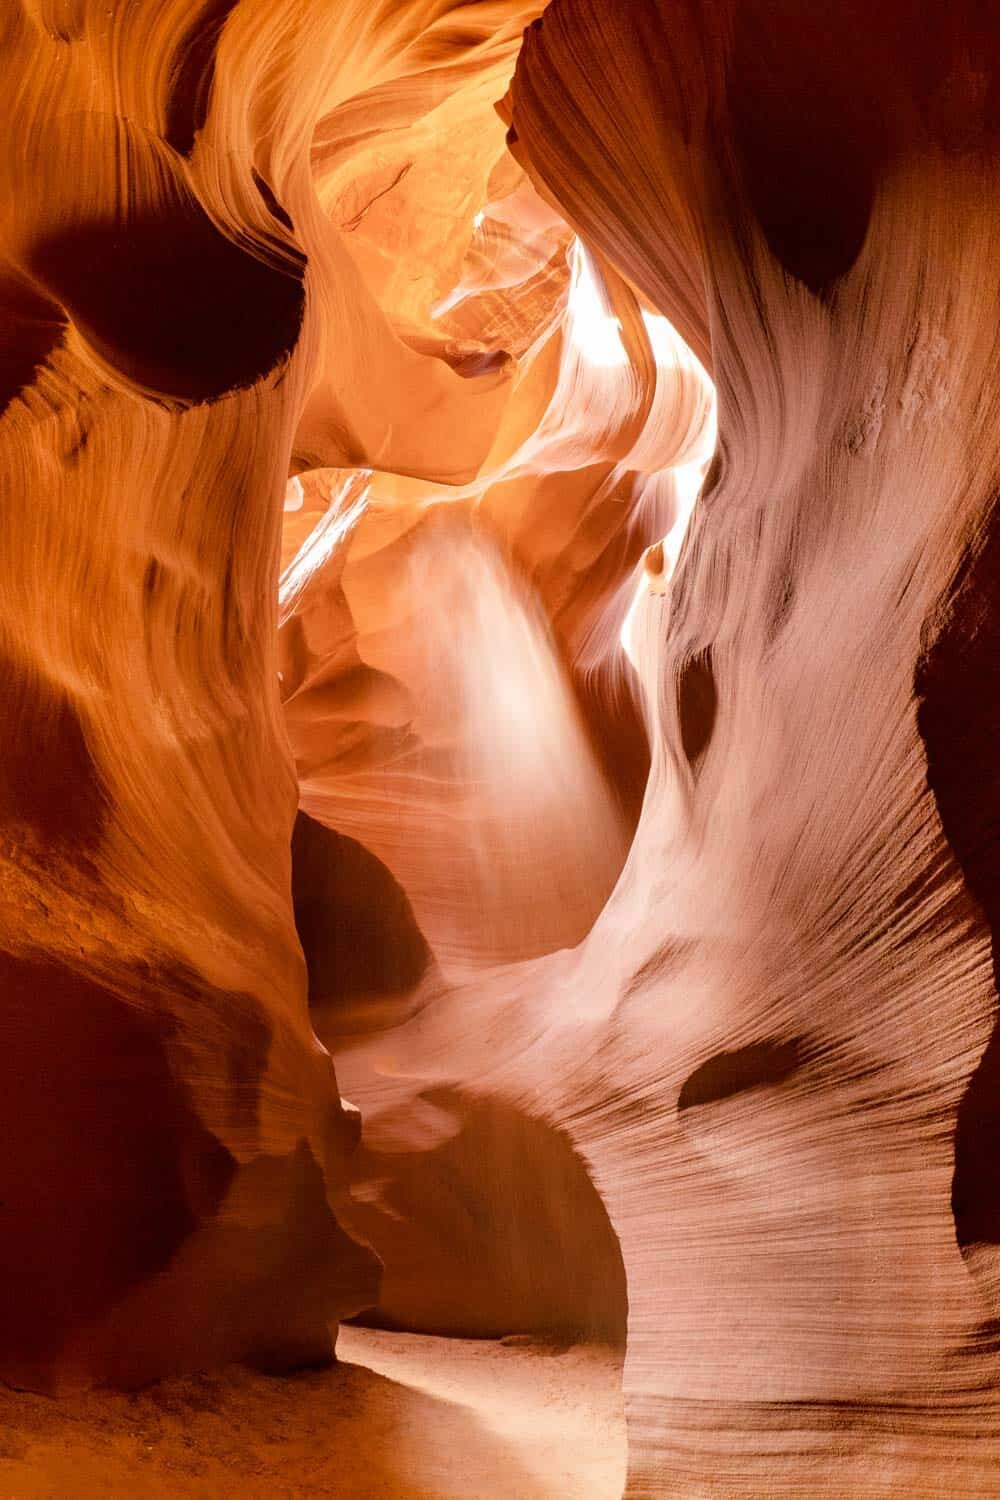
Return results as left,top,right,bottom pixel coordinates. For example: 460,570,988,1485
500,3,1000,1492
284,1,1000,1494
0,0,542,1391
4,3,1000,1497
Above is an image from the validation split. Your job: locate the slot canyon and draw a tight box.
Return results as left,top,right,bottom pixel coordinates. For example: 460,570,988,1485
2,1,1000,1495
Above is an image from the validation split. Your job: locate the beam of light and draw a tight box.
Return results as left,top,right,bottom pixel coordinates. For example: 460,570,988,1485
619,459,710,666
641,309,690,368
663,458,710,573
278,470,370,625
283,474,304,512
567,238,628,368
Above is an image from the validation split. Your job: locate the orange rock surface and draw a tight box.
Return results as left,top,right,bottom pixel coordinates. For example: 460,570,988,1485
3,3,1000,1497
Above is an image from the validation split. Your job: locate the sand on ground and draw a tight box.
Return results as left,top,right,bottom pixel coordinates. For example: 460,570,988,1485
0,1328,627,1500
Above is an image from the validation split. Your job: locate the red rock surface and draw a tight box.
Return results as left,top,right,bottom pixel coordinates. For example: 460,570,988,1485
3,2,1000,1497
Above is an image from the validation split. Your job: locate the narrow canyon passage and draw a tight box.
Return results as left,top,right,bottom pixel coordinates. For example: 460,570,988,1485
2,2,1000,1498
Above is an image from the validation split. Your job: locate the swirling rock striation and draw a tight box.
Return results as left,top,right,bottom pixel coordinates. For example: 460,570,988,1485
5,7,1000,1500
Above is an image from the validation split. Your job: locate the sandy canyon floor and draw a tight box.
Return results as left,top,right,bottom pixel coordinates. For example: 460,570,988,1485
0,1329,626,1499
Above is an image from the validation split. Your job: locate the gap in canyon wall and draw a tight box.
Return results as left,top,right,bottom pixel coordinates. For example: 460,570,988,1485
2,4,1000,1499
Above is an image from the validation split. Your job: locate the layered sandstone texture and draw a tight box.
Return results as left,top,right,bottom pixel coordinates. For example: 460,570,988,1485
284,1,1000,1495
3,1,1000,1498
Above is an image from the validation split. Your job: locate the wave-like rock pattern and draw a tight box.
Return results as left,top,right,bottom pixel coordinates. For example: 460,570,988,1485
0,0,551,1391
493,3,1000,1492
5,3,1000,1497
286,0,1000,1489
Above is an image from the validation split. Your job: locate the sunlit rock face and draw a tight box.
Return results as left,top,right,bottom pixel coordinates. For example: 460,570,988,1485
287,0,1000,1490
5,0,625,1395
281,232,713,973
0,0,550,1391
6,1,1000,1496
485,2,1000,1493
279,170,714,1351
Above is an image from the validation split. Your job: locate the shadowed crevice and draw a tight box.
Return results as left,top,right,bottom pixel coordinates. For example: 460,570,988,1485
25,120,306,405
292,810,432,1011
678,1039,803,1112
729,1,883,295
0,954,236,1385
916,498,1000,1254
165,0,240,157
677,648,716,766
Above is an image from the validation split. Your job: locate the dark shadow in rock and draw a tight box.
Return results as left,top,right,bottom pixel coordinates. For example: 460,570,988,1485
253,167,295,232
0,645,106,848
677,648,716,767
30,204,303,403
0,953,235,1388
292,809,432,1016
729,0,883,295
916,496,1000,1254
26,120,305,404
87,1135,380,1389
678,1039,803,1113
0,946,378,1392
165,0,240,156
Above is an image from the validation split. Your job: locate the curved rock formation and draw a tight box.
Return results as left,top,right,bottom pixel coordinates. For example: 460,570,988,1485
0,0,480,1391
486,3,1000,1491
281,228,714,972
6,3,1000,1498
289,0,1000,1489
0,0,581,1400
